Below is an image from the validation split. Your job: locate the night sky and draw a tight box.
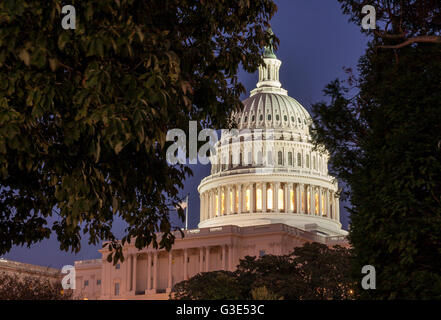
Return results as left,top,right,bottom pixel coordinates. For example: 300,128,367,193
3,0,368,268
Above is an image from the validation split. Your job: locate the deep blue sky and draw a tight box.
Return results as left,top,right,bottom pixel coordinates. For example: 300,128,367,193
3,0,368,268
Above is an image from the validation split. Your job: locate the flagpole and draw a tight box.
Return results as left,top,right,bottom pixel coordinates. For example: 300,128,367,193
185,194,189,230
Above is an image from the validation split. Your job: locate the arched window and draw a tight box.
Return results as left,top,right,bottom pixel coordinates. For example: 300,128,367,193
297,153,302,167
288,152,293,166
278,151,283,165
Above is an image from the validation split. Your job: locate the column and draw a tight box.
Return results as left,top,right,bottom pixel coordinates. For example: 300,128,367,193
238,184,242,214
199,247,204,273
326,189,330,218
132,254,137,293
152,253,158,292
274,182,280,213
284,184,289,213
296,184,300,214
318,187,323,216
222,245,226,270
217,187,222,216
232,185,237,214
262,183,267,213
126,254,132,292
336,194,340,222
288,183,293,213
310,185,315,215
205,247,210,272
226,186,231,215
228,245,233,271
167,251,173,290
200,193,204,222
146,253,152,291
183,249,188,280
250,183,255,213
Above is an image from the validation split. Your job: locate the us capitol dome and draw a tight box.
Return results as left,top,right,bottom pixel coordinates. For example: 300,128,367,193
198,37,347,237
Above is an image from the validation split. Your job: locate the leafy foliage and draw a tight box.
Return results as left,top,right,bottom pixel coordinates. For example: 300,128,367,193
0,273,73,300
170,270,241,300
312,1,441,299
171,242,355,300
0,0,277,263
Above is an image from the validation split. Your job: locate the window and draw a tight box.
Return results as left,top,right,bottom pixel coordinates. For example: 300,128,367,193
115,264,120,270
259,114,263,121
278,187,284,211
256,187,262,211
215,194,219,216
288,152,293,166
290,189,295,211
291,116,294,122
297,153,302,167
114,283,120,296
278,151,283,165
267,187,273,210
84,280,89,287
284,115,287,121
259,250,266,257
268,114,272,121
251,115,255,122
97,279,101,286
276,114,280,121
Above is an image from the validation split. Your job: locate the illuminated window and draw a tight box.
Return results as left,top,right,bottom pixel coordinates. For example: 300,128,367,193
290,189,295,211
221,191,225,214
267,187,273,210
245,188,251,211
256,187,262,211
278,187,284,211
215,194,219,216
315,193,319,214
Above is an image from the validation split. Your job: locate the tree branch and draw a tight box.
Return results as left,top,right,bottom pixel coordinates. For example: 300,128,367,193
379,35,441,49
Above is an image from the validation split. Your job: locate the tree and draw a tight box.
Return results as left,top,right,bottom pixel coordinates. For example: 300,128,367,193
250,286,283,300
0,273,73,300
0,0,277,263
341,0,441,49
170,270,242,300
171,242,354,300
311,1,441,299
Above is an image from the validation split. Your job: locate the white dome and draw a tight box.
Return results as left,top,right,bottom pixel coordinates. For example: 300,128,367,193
237,92,311,132
198,50,347,237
